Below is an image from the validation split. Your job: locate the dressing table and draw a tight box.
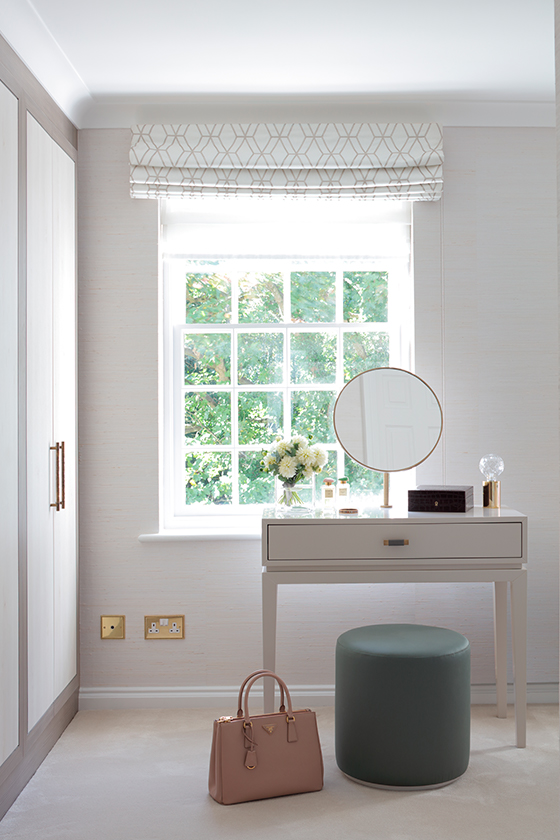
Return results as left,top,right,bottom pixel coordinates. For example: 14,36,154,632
261,368,527,747
261,505,527,747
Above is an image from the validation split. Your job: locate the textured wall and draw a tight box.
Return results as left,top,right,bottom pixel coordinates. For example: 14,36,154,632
78,127,558,701
415,127,559,687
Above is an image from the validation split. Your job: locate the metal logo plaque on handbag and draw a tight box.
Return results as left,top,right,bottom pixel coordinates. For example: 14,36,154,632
208,670,324,805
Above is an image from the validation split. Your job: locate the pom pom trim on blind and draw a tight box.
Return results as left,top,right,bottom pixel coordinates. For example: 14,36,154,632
130,123,443,201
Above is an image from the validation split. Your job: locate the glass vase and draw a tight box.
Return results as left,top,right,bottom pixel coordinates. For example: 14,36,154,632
277,480,303,507
278,481,303,507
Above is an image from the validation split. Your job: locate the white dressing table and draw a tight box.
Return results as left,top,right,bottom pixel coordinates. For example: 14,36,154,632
261,505,528,747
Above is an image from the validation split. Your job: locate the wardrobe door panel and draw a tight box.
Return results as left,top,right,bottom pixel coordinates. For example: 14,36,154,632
0,81,19,763
52,141,77,696
26,115,55,731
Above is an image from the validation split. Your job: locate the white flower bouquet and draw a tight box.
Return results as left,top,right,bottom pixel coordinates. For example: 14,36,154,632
261,434,328,506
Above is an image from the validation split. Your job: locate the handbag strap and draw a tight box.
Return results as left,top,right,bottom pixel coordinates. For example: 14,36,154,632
242,672,299,766
242,671,293,724
236,670,286,716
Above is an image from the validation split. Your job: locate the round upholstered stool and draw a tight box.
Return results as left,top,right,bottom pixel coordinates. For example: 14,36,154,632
335,624,471,790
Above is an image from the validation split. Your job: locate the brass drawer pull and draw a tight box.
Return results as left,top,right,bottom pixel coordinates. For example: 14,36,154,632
384,539,410,546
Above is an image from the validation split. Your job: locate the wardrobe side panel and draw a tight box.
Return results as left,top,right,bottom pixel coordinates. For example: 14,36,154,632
0,80,20,763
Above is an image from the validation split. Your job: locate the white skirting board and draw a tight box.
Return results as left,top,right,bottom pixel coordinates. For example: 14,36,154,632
79,683,559,710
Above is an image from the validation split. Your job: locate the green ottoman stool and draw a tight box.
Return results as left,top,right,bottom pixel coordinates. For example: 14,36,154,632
335,624,471,789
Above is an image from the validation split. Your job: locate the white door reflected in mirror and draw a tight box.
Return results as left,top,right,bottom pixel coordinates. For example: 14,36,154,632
333,367,443,473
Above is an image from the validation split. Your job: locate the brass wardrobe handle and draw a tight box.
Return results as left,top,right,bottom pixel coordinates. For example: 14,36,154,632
50,443,61,511
60,441,65,510
383,539,409,546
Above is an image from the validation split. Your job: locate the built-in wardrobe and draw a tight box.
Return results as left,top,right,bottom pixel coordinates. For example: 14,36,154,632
0,36,79,819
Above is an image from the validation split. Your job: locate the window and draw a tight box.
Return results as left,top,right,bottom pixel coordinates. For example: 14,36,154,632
161,199,412,532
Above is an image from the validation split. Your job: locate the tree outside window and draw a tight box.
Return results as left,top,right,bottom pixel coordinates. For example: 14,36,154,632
176,263,398,507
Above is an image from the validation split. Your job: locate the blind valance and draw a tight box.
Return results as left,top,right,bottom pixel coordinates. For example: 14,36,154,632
130,123,443,201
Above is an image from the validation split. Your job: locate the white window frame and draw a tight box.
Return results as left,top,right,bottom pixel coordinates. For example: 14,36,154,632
158,201,414,536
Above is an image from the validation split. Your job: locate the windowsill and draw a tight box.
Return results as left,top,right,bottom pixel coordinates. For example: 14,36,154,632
138,513,262,541
138,528,261,541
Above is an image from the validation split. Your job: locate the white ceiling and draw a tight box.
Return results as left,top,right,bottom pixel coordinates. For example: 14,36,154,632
0,0,555,128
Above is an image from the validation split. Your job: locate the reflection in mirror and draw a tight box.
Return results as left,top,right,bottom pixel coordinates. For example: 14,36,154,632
333,367,443,475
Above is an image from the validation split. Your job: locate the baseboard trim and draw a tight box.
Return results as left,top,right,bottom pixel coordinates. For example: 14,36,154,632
79,682,559,710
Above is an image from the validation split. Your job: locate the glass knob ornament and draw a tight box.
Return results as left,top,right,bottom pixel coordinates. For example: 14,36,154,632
479,454,503,508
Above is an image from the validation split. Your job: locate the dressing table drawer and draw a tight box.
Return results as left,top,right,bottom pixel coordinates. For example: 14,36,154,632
266,521,523,567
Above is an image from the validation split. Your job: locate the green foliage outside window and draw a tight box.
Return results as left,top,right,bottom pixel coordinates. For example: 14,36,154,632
185,392,231,446
239,452,276,505
239,273,284,322
186,272,231,323
290,391,337,444
290,333,336,384
182,264,392,506
184,333,231,385
238,392,283,445
291,272,336,322
344,456,384,497
238,332,283,384
185,452,232,504
343,332,389,381
343,271,388,323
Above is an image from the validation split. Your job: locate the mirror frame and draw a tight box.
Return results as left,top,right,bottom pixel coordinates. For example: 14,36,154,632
333,366,443,473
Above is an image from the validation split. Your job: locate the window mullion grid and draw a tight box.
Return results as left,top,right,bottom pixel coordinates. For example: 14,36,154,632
283,265,291,439
386,264,395,367
336,319,344,481
231,327,239,506
174,305,187,516
335,260,344,483
173,253,409,517
335,260,345,482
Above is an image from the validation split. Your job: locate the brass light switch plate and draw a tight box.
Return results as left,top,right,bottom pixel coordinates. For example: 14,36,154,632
101,615,125,639
144,615,184,639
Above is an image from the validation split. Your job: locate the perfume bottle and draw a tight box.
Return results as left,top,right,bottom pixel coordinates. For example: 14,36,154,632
337,476,350,505
321,478,336,509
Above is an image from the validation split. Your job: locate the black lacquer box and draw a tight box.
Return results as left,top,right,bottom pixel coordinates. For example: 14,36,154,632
408,485,474,513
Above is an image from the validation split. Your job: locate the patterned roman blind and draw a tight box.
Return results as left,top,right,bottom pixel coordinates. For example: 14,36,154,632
130,123,443,201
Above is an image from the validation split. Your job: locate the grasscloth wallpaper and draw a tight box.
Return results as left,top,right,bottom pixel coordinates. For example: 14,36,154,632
78,126,558,705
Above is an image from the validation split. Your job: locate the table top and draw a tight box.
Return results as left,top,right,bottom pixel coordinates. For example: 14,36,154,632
262,505,526,525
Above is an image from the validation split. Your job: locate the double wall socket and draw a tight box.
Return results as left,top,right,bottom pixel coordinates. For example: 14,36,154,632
144,615,184,639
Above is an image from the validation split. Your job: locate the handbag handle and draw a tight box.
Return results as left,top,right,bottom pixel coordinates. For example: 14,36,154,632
236,670,286,717
242,671,293,725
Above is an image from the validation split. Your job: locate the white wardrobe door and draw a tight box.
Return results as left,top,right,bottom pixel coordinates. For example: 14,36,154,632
52,141,77,697
27,114,55,731
0,81,19,762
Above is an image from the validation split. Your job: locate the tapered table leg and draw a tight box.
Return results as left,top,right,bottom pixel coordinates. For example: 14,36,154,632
262,574,278,713
493,581,508,718
511,570,527,748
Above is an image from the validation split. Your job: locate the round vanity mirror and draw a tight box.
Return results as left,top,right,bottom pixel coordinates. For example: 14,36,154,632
333,367,443,481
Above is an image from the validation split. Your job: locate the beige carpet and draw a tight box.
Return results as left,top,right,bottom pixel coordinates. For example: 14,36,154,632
0,705,558,840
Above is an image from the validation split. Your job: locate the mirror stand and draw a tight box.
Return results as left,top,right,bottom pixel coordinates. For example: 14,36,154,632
380,472,392,508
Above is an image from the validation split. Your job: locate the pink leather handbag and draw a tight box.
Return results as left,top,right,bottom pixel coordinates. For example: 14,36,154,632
208,670,324,805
